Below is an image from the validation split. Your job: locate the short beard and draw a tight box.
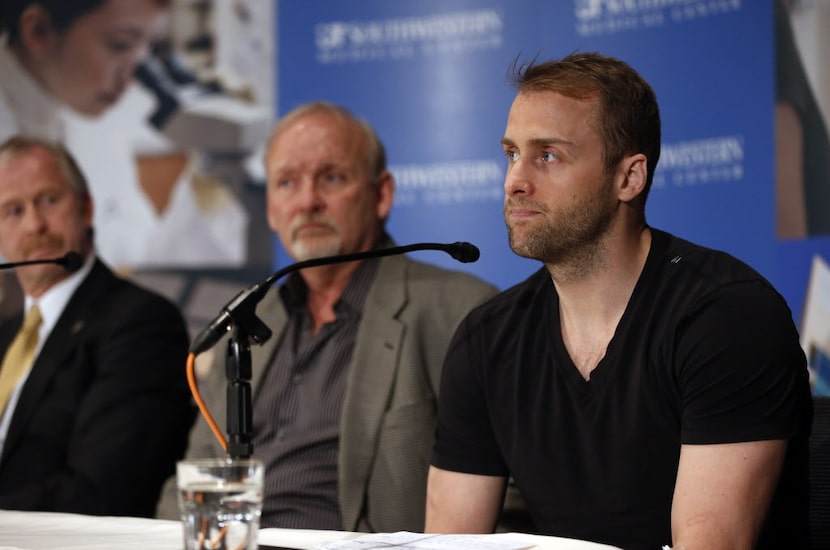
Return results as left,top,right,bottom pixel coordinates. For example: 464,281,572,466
286,215,343,261
505,178,616,276
290,237,342,261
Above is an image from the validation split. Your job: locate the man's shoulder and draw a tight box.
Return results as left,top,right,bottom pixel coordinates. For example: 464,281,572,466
83,260,184,317
371,256,499,322
385,254,497,292
648,229,793,323
652,228,770,288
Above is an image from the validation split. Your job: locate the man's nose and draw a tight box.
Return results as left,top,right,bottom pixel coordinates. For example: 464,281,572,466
21,206,47,232
504,160,533,196
295,180,325,210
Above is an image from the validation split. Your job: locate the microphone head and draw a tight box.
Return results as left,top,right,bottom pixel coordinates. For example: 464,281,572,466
448,242,480,263
59,252,83,272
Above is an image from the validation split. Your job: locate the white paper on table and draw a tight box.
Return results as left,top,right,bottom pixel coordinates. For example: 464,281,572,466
314,531,534,549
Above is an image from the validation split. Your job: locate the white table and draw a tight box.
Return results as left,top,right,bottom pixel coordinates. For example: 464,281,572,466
0,510,619,550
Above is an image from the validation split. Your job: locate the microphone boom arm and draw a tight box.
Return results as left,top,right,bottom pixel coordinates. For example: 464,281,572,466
189,241,478,355
0,252,83,272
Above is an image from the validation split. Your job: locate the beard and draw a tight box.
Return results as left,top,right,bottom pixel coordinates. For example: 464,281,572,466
287,215,343,261
505,177,617,267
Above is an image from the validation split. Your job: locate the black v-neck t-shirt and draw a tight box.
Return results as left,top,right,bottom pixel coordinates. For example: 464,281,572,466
433,229,812,549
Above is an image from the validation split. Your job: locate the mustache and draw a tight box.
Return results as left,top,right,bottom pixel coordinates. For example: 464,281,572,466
504,197,548,213
289,215,339,238
22,234,64,257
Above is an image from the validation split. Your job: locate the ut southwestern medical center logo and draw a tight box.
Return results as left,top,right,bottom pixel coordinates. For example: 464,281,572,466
653,135,745,189
391,160,505,206
314,10,503,64
574,0,742,36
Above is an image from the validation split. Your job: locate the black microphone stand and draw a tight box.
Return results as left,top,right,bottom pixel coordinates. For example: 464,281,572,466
225,327,254,458
212,283,270,460
189,241,480,459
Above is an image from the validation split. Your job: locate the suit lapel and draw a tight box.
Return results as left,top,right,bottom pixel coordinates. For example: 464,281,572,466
338,254,408,530
0,315,21,361
2,262,107,459
250,288,287,392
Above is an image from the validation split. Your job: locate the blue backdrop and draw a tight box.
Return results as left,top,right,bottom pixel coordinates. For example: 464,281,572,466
276,1,818,326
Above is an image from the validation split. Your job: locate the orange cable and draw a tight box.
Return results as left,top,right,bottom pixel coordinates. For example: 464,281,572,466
186,352,228,452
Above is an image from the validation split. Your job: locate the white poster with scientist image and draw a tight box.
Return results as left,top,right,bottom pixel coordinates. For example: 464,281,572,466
0,0,274,271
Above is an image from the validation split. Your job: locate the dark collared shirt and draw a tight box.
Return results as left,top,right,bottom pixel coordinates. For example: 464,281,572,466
252,257,379,529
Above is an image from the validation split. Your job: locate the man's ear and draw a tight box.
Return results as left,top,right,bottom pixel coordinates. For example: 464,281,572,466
81,194,94,226
616,153,648,204
16,5,58,58
376,171,395,221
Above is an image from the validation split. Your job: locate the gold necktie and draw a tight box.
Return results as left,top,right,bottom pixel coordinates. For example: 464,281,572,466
0,305,42,414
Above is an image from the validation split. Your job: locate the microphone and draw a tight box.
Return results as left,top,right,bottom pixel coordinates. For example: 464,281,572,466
0,252,83,272
446,241,480,263
190,241,480,354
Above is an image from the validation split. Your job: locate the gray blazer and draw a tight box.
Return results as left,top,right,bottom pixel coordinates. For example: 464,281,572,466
156,252,497,532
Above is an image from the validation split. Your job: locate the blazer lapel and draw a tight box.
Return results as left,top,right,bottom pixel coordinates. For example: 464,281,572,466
338,254,408,530
250,288,287,392
2,262,105,459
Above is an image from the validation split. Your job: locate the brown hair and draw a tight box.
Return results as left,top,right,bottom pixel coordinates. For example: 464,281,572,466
0,135,91,200
511,52,661,201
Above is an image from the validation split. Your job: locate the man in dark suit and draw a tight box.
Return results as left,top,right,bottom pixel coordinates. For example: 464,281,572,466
0,135,195,516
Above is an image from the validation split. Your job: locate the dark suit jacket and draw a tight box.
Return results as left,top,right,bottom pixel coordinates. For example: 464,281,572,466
157,252,498,531
0,259,195,516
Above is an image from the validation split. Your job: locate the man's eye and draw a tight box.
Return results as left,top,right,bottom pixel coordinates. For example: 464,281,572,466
106,37,138,55
541,151,558,162
0,204,23,221
274,178,294,191
320,173,346,187
40,193,58,205
505,150,519,162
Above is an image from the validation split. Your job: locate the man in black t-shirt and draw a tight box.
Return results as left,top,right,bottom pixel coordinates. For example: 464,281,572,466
425,53,813,550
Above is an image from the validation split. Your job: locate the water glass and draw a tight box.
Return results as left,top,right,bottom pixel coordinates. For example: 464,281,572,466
177,458,264,550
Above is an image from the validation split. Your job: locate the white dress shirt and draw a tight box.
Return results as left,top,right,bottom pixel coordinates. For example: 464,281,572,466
0,254,94,456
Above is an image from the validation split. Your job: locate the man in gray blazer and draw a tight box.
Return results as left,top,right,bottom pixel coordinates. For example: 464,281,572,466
156,101,497,532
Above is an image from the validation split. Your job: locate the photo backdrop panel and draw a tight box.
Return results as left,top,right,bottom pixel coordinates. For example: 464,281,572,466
276,1,778,301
